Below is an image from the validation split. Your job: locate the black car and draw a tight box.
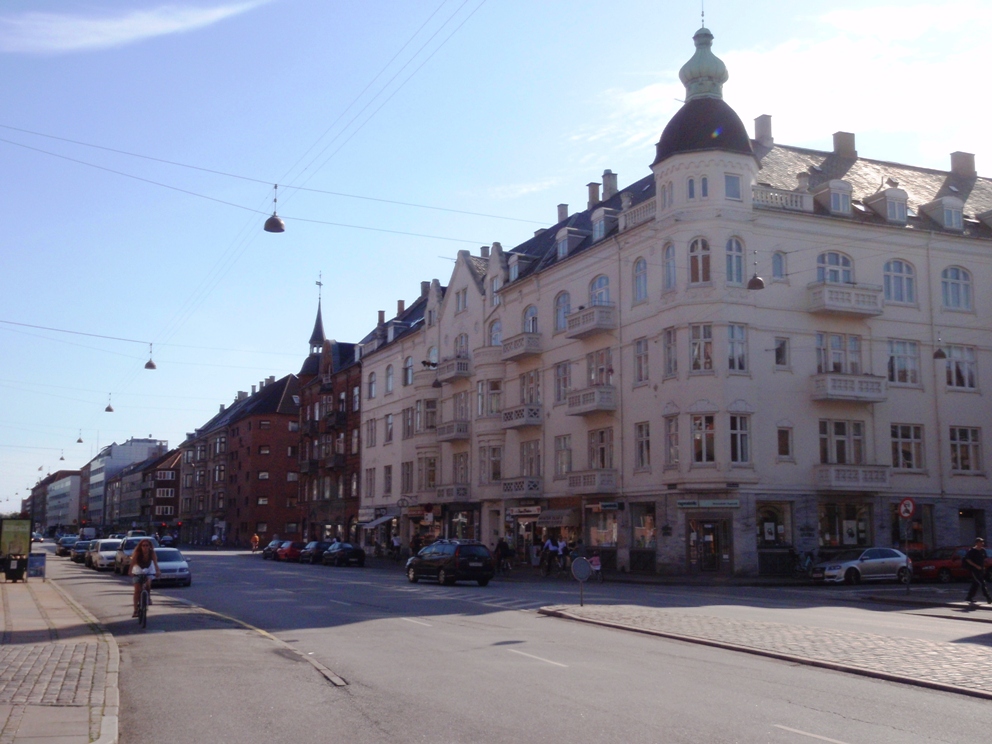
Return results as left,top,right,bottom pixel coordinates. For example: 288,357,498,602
70,540,93,563
55,536,78,557
321,542,366,567
261,539,284,560
406,539,494,586
299,541,332,564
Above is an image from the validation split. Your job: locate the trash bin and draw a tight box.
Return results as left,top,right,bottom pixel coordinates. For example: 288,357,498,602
4,555,27,582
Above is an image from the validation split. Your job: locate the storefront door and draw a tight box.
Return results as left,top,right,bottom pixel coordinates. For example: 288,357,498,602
688,517,732,573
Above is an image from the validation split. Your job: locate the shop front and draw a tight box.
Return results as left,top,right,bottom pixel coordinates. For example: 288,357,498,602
755,500,797,576
360,507,400,550
584,501,618,573
629,501,657,573
406,504,443,547
818,498,872,552
505,505,542,564
442,503,479,541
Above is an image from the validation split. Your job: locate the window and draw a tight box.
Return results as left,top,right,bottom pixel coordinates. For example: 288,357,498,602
634,338,649,383
554,293,571,331
453,391,470,420
258,445,270,455
819,420,864,464
777,427,793,460
887,340,920,385
401,462,413,494
258,471,269,480
429,346,438,365
554,362,571,403
478,446,502,483
774,338,789,368
691,415,715,463
663,244,677,291
663,328,677,378
476,380,501,416
416,456,438,490
509,263,519,281
424,399,437,430
772,251,785,280
384,414,393,443
728,324,747,372
887,199,907,222
523,305,538,333
154,487,175,499
884,260,916,304
730,415,750,464
557,238,568,260
690,324,713,372
156,470,176,480
689,238,710,284
385,365,394,394
554,435,572,478
455,288,468,312
352,386,360,411
351,428,359,454
257,497,268,506
454,334,469,358
950,427,981,472
830,190,851,214
287,420,299,433
687,178,695,199
367,373,376,399
259,420,271,430
519,371,540,405
635,422,650,470
520,440,541,477
427,308,436,326
664,416,679,467
383,465,392,496
489,320,502,347
403,357,413,386
942,267,972,310
816,333,862,374
155,506,175,516
213,464,226,483
945,346,977,389
587,348,613,386
590,275,610,306
287,472,299,482
592,220,606,242
588,428,614,469
491,277,502,307
214,436,227,454
817,252,853,284
701,176,709,198
725,174,742,200
402,407,414,439
453,452,470,483
944,206,963,230
633,258,648,303
366,418,377,447
351,473,358,499
725,238,743,284
365,468,376,498
891,424,924,470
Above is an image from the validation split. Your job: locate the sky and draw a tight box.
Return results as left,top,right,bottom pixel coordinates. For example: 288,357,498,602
2,0,990,511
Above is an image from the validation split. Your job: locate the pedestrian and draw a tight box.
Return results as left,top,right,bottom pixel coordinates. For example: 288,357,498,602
251,533,260,553
495,536,510,573
964,537,992,604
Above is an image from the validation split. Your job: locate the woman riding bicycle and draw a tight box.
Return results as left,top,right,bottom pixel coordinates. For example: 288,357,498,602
130,539,161,618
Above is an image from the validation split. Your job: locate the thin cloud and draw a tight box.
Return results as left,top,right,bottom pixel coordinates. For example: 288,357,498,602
0,2,268,54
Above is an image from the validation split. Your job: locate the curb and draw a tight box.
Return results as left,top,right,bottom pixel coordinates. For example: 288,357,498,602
539,606,992,702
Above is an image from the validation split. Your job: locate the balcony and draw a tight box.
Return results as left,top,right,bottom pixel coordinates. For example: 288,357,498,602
323,410,346,430
752,185,814,212
502,404,543,429
436,420,470,442
436,357,472,383
812,373,887,403
501,477,542,497
321,453,345,469
813,464,890,491
567,469,618,494
320,375,334,392
620,198,656,231
565,303,617,339
501,332,542,361
566,385,616,416
298,459,319,474
436,485,470,501
807,282,883,316
303,420,320,436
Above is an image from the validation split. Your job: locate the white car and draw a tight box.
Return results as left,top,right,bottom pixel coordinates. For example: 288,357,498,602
88,539,122,571
811,547,912,585
152,548,191,587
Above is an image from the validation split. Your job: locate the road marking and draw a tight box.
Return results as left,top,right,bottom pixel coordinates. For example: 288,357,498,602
400,617,432,627
506,649,568,667
772,725,851,743
272,588,294,594
326,599,352,606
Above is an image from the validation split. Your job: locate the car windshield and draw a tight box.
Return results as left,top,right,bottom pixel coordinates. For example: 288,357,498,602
99,541,119,550
830,550,866,562
154,549,185,562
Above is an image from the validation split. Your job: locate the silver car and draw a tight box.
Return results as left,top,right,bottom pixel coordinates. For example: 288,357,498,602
811,547,912,585
151,548,191,587
88,539,122,571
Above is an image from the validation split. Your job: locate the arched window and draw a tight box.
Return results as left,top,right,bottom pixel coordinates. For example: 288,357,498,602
687,178,695,200
664,243,676,290
454,335,468,359
428,346,439,365
403,356,414,386
633,258,648,303
817,252,853,283
689,238,710,285
385,365,394,394
590,275,610,306
726,238,743,284
667,182,674,206
772,251,786,280
884,260,916,304
367,372,376,399
523,305,538,333
701,176,709,198
554,292,571,331
942,266,972,310
489,320,502,347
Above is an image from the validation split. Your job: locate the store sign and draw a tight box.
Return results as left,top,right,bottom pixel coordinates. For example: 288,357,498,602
676,499,740,509
358,508,376,523
406,506,426,518
507,507,542,517
599,502,621,511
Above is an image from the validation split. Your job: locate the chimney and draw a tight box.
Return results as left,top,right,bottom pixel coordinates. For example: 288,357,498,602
796,172,810,192
534,228,546,237
557,203,568,222
950,151,976,178
238,391,248,400
219,404,225,413
754,115,773,148
267,376,275,385
587,182,601,209
833,131,857,158
480,245,490,258
377,310,385,326
397,299,405,315
251,385,256,394
602,170,618,199
421,281,430,297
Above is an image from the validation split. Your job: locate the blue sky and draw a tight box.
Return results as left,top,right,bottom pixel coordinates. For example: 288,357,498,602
2,0,989,511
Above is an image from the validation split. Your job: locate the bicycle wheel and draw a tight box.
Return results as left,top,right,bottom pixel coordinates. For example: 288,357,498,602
138,589,148,628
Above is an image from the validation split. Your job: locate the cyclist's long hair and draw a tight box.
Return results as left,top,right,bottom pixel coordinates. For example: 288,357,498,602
134,540,153,569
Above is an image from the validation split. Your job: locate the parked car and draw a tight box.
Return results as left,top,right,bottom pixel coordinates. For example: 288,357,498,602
70,540,92,563
299,541,332,564
31,533,44,543
88,539,122,571
151,548,191,587
55,536,78,557
275,541,306,562
912,546,992,583
406,539,494,586
811,547,912,585
108,534,126,540
321,542,366,567
261,539,284,560
114,536,160,574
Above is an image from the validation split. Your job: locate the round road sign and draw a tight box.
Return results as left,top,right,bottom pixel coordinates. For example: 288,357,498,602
898,497,916,519
571,556,592,582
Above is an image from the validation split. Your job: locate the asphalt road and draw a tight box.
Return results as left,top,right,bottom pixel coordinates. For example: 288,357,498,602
51,549,992,743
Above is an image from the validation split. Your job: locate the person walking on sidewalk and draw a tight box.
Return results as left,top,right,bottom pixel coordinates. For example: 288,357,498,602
964,537,992,604
131,539,161,617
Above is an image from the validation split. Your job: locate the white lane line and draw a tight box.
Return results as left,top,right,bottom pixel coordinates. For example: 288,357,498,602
506,649,568,668
326,599,352,606
772,725,851,744
272,588,294,594
400,617,432,627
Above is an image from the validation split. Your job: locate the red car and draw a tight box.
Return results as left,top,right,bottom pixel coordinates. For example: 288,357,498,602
912,546,992,583
275,541,306,562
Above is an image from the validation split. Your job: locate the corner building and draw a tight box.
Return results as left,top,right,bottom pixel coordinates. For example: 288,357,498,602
360,26,992,576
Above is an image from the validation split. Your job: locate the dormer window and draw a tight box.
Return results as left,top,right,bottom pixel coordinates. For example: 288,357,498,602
557,238,568,259
889,200,907,222
591,206,617,243
944,206,963,230
865,187,908,224
831,191,850,214
555,226,590,260
921,195,965,231
592,220,606,241
813,180,852,216
509,263,519,282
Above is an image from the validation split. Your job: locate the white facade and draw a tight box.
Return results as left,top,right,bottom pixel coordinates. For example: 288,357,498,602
46,474,80,533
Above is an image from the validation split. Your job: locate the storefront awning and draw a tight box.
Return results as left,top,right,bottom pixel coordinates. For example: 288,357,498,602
536,509,579,528
360,514,397,530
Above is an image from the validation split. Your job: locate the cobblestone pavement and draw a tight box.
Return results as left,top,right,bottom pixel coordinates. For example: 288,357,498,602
541,603,992,700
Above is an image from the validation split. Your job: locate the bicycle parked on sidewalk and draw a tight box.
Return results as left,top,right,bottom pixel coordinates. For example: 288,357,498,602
791,549,815,579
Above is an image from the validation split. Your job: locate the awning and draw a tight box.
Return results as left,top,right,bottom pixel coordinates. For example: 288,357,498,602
361,514,397,529
536,509,579,528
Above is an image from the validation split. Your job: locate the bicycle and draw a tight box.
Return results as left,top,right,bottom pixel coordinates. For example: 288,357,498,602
136,575,151,628
791,550,815,580
539,550,566,578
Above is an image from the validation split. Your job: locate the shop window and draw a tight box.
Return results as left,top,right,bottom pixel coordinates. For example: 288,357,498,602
630,503,656,549
756,503,792,547
587,508,618,548
818,503,871,548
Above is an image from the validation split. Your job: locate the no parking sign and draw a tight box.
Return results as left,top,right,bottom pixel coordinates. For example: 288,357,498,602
898,497,916,520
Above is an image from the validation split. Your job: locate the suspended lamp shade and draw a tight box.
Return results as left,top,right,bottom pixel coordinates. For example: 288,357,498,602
746,273,765,290
933,348,947,360
145,343,157,370
105,393,114,413
264,214,285,233
77,429,83,443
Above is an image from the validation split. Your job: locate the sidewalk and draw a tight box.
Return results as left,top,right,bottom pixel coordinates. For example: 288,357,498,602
0,573,118,744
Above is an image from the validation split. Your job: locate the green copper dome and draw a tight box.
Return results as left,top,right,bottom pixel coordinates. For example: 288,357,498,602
678,27,728,101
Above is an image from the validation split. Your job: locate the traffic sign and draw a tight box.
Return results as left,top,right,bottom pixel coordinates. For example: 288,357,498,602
898,497,916,519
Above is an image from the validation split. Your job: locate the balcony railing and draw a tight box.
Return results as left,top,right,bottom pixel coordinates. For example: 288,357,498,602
502,404,543,428
565,303,617,339
303,420,320,436
298,459,319,474
501,332,542,361
812,373,887,403
323,410,346,430
620,199,656,231
501,477,542,496
752,185,814,212
807,282,884,316
436,485,469,501
321,453,345,469
436,357,472,383
566,385,616,416
567,469,618,494
436,420,470,442
813,464,890,491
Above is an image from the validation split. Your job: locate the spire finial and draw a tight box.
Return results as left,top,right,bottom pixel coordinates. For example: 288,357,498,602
316,272,323,301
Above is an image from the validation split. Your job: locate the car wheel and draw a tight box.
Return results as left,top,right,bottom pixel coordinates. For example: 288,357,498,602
844,568,860,585
937,568,953,584
438,568,450,586
407,567,418,583
898,567,911,585
477,578,490,587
